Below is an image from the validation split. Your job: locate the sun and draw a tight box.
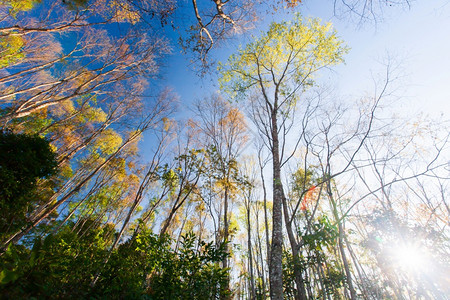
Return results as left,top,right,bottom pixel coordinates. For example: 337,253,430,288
389,242,429,272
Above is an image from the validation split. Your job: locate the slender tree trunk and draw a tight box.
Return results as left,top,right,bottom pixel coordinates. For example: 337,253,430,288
53,185,97,233
91,167,153,286
304,265,313,299
346,235,371,299
247,200,256,300
337,222,357,300
328,187,357,300
316,263,326,300
160,175,201,237
255,203,267,297
174,207,190,251
221,186,231,299
257,149,271,263
269,108,283,300
321,263,334,300
282,194,307,300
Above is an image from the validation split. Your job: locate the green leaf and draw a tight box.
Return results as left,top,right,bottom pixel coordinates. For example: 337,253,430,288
0,268,20,285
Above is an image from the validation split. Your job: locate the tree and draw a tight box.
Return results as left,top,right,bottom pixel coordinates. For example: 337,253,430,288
283,0,413,24
0,130,57,241
276,60,450,299
0,88,175,253
331,0,413,24
181,0,257,72
220,15,347,299
193,94,248,296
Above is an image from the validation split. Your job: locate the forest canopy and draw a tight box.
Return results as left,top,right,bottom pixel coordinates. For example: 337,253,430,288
0,0,448,299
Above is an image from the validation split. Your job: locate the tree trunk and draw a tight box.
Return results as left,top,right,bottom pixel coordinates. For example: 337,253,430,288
247,199,256,300
269,108,283,300
221,186,231,299
328,187,357,300
282,194,307,300
255,203,267,297
337,221,357,300
258,149,271,263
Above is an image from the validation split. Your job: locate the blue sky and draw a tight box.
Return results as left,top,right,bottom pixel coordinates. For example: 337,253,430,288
162,0,450,120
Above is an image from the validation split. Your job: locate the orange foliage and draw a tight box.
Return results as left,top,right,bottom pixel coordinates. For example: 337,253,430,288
285,0,301,8
300,185,316,211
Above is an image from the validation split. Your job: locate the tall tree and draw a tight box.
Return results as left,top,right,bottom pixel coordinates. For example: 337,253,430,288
220,15,347,299
192,94,248,296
